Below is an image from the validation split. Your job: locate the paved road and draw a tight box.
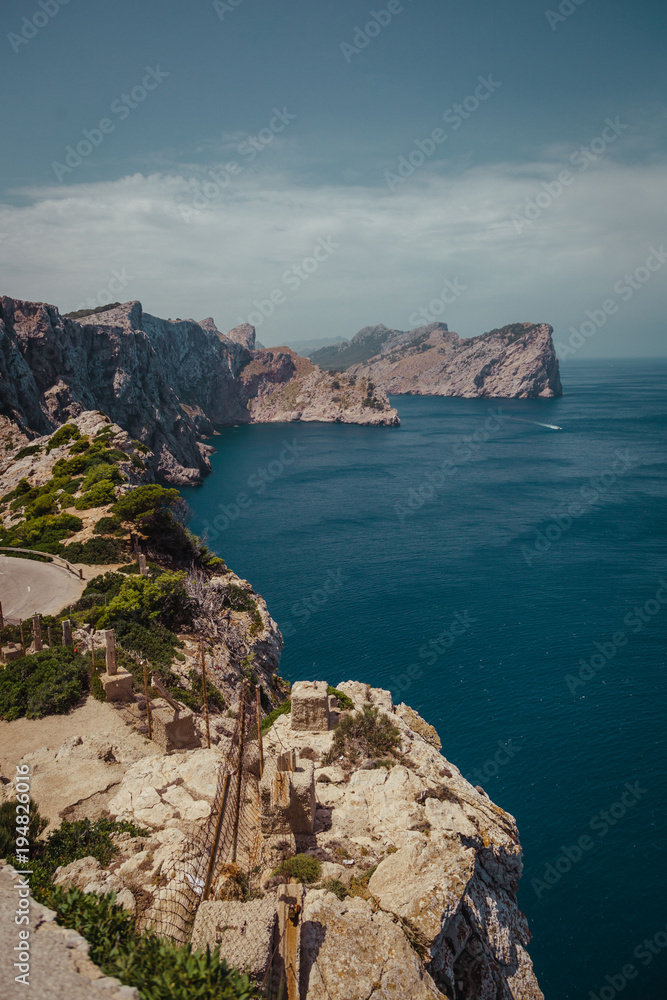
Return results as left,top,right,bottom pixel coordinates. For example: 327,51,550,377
0,557,86,619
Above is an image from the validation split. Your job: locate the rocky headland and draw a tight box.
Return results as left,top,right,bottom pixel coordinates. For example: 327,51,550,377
0,297,399,485
309,322,562,399
1,681,543,1000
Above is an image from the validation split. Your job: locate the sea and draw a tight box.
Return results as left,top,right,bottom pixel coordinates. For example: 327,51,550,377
180,358,667,1000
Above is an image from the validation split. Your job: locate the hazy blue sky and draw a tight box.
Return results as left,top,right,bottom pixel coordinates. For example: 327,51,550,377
1,0,665,357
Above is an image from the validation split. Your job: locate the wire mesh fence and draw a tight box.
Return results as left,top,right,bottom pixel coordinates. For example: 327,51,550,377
143,681,268,947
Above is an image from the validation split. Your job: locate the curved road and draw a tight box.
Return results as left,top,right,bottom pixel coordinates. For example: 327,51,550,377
0,556,87,619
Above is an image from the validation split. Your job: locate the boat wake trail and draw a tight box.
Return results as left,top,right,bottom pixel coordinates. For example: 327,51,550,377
504,417,563,430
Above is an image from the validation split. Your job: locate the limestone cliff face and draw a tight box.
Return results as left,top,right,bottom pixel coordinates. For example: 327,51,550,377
311,321,562,399
0,297,399,484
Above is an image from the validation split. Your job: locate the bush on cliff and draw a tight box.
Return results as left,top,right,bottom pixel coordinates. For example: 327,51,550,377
112,485,224,570
271,853,322,883
322,704,401,765
61,536,129,564
0,800,47,860
6,815,146,900
0,647,89,721
40,889,259,1000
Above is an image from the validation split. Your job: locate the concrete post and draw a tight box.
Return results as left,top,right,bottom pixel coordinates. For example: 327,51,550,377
62,620,73,647
47,626,53,648
32,615,43,652
105,629,117,676
138,553,148,576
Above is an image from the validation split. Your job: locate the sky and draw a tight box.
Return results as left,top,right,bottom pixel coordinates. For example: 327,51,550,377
0,0,665,358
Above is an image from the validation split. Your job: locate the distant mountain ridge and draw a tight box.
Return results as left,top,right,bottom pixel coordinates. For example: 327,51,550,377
282,334,348,356
310,321,563,398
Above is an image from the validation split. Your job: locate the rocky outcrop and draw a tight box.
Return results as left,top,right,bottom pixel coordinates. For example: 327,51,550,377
311,322,562,399
1,680,543,999
0,297,399,484
301,891,444,999
263,681,544,999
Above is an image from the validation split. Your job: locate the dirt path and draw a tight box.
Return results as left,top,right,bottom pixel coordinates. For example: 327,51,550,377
0,697,152,780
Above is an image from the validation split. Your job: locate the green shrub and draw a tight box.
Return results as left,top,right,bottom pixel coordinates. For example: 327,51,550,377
41,889,259,1000
73,480,117,509
261,699,291,733
97,571,191,630
93,515,122,535
0,800,47,860
60,477,84,496
90,672,106,702
131,454,146,471
0,647,89,721
82,463,124,491
14,445,41,461
323,705,401,765
0,512,83,554
320,877,347,900
13,816,146,900
328,686,354,710
46,424,80,453
61,537,128,565
114,621,179,667
68,436,90,454
271,853,322,883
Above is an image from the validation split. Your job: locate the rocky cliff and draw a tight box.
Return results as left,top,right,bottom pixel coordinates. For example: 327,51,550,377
0,682,543,999
0,297,399,485
310,322,562,399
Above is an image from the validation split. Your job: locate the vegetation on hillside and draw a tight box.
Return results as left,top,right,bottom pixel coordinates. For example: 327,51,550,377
0,646,90,721
63,303,121,320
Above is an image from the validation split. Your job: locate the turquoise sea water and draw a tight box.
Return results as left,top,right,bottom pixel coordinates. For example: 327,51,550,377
181,359,667,1000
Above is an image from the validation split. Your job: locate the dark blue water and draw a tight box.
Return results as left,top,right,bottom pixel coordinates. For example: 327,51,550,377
181,360,667,1000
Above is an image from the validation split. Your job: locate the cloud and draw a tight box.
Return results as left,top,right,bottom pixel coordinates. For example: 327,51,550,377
1,155,666,356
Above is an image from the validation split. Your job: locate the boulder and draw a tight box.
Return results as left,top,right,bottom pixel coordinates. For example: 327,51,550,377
108,748,224,831
191,898,277,978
